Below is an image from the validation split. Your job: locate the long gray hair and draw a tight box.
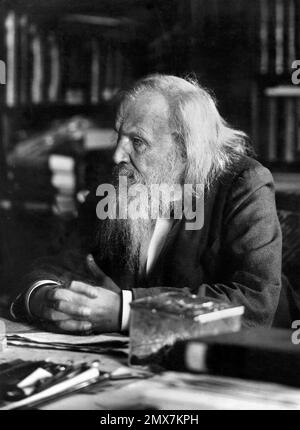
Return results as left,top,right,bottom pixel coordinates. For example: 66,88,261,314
118,74,250,188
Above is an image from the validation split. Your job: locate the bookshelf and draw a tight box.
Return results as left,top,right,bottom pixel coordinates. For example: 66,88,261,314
149,0,300,171
0,1,299,213
0,0,154,298
1,1,299,201
0,0,193,215
0,0,145,214
251,0,300,169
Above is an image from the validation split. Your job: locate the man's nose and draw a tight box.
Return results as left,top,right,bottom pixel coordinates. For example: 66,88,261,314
113,137,131,164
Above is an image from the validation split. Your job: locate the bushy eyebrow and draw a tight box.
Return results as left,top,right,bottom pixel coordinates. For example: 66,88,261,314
114,121,150,140
133,127,149,139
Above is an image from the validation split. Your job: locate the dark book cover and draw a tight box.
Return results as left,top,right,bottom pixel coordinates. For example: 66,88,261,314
165,328,300,387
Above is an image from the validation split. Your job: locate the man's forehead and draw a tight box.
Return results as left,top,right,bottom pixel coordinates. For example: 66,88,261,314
117,91,170,130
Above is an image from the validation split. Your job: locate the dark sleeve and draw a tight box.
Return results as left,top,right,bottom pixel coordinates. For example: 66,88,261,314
10,189,99,320
132,165,282,328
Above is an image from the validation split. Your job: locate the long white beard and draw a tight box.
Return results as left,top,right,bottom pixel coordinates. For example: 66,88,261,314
97,150,184,273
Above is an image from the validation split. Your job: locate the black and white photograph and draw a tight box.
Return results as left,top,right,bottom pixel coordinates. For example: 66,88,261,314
0,0,300,415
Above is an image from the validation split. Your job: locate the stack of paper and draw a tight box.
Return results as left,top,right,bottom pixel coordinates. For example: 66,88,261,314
3,317,128,355
7,333,128,355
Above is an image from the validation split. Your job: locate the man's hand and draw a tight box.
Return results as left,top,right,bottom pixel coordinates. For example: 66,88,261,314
85,254,120,294
30,280,121,333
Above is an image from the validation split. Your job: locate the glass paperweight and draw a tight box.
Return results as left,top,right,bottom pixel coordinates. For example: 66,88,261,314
129,291,244,364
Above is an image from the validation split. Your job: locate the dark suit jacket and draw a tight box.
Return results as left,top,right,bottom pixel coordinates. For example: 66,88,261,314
12,155,282,328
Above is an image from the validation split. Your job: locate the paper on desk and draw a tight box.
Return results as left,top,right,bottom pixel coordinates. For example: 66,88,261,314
9,332,127,345
2,317,128,346
6,340,128,356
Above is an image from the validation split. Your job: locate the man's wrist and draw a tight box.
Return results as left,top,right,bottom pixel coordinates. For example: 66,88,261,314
26,280,60,319
10,281,59,321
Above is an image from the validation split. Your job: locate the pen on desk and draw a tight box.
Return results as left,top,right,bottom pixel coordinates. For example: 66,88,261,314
4,362,88,401
1,361,102,410
4,363,70,400
33,363,81,392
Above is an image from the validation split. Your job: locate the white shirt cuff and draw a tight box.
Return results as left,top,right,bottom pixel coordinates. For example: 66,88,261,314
25,280,60,319
121,290,133,332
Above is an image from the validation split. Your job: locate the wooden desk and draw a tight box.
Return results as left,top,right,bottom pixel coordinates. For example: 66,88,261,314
0,312,134,410
1,324,127,372
1,346,131,410
2,312,300,410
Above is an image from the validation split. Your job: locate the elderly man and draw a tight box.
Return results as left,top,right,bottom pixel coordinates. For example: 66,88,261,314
10,74,282,333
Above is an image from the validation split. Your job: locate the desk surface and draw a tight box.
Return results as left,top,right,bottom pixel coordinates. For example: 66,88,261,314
1,347,130,410
0,312,134,410
2,313,300,410
1,312,127,370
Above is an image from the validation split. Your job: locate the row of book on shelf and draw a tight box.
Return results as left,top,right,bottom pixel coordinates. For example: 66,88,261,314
151,0,300,77
259,0,300,76
4,10,132,107
5,116,115,217
261,85,300,163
